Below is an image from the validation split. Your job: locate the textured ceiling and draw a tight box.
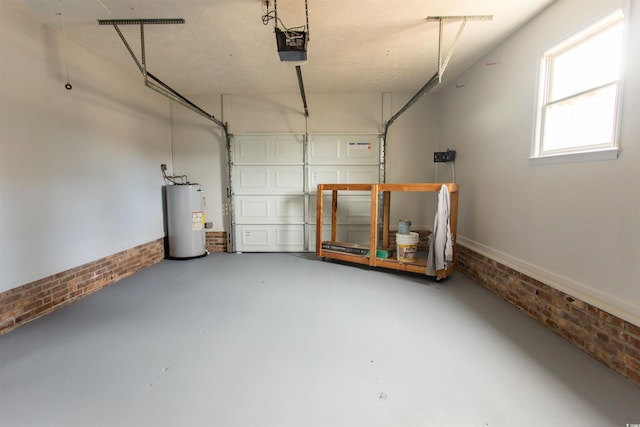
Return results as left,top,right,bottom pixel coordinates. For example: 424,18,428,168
12,0,555,95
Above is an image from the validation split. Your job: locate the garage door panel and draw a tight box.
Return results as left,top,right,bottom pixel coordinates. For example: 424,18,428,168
237,168,269,190
234,165,303,194
238,227,270,247
343,198,371,220
309,165,379,192
236,195,304,224
276,198,304,221
309,169,339,188
309,134,379,165
345,169,379,184
345,139,378,161
234,134,303,164
230,133,380,253
236,138,268,161
276,227,304,246
238,198,269,219
276,169,304,191
275,138,303,161
236,225,305,252
309,195,371,224
309,138,340,162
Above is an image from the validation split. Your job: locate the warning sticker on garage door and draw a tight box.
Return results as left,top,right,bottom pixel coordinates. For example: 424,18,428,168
348,141,372,150
192,212,204,231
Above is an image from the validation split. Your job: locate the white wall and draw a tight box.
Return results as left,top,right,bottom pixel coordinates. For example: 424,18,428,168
0,0,173,292
436,0,639,325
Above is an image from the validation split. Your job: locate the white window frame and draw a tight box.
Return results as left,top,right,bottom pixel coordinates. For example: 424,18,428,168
531,9,626,163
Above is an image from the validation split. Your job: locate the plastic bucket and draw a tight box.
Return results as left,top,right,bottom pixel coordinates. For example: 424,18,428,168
396,232,419,262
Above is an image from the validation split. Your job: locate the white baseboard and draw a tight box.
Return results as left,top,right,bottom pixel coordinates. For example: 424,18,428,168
457,235,639,327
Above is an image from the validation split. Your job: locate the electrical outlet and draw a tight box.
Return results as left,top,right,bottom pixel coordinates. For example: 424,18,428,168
160,163,167,171
433,150,456,163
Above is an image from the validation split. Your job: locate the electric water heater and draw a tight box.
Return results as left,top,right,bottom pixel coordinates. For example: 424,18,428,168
166,184,206,259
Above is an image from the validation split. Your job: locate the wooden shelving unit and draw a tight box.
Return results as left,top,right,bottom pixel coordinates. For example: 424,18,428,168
315,183,459,279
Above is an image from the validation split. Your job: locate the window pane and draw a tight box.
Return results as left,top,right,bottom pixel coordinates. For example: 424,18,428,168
550,22,623,101
542,84,617,153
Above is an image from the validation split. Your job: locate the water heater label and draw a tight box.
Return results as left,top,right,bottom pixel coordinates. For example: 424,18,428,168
192,212,204,231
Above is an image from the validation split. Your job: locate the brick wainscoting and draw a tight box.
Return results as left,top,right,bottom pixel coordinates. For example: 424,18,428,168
206,231,228,253
0,239,165,335
455,244,640,385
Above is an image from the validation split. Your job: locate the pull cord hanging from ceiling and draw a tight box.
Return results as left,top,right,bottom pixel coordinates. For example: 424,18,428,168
58,0,72,90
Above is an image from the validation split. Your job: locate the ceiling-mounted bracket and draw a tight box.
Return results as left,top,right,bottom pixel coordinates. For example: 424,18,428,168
98,18,185,77
426,15,493,82
98,18,186,26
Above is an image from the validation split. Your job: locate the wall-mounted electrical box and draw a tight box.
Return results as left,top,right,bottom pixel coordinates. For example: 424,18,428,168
434,149,456,163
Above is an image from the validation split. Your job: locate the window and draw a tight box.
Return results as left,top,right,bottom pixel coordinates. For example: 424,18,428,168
533,10,625,160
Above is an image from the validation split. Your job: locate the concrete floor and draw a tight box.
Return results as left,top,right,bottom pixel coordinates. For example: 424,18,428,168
1,253,638,427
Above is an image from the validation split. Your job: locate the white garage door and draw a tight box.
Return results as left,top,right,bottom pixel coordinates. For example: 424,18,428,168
231,133,381,252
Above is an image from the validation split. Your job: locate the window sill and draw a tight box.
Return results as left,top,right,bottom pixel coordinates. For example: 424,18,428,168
528,148,619,165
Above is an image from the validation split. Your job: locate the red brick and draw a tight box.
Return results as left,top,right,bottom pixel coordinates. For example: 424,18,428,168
457,243,639,386
34,302,54,315
624,342,640,362
0,238,164,335
626,368,640,384
620,331,640,348
624,322,640,337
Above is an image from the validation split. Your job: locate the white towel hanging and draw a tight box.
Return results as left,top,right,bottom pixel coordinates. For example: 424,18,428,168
427,184,453,275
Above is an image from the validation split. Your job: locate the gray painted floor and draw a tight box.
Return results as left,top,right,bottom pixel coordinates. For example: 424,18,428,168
1,253,638,427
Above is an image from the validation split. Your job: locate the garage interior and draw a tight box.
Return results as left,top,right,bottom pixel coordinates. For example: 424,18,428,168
1,0,639,426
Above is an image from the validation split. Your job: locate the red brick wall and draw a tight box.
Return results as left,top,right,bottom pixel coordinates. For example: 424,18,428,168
206,231,227,253
0,238,165,335
456,244,640,386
